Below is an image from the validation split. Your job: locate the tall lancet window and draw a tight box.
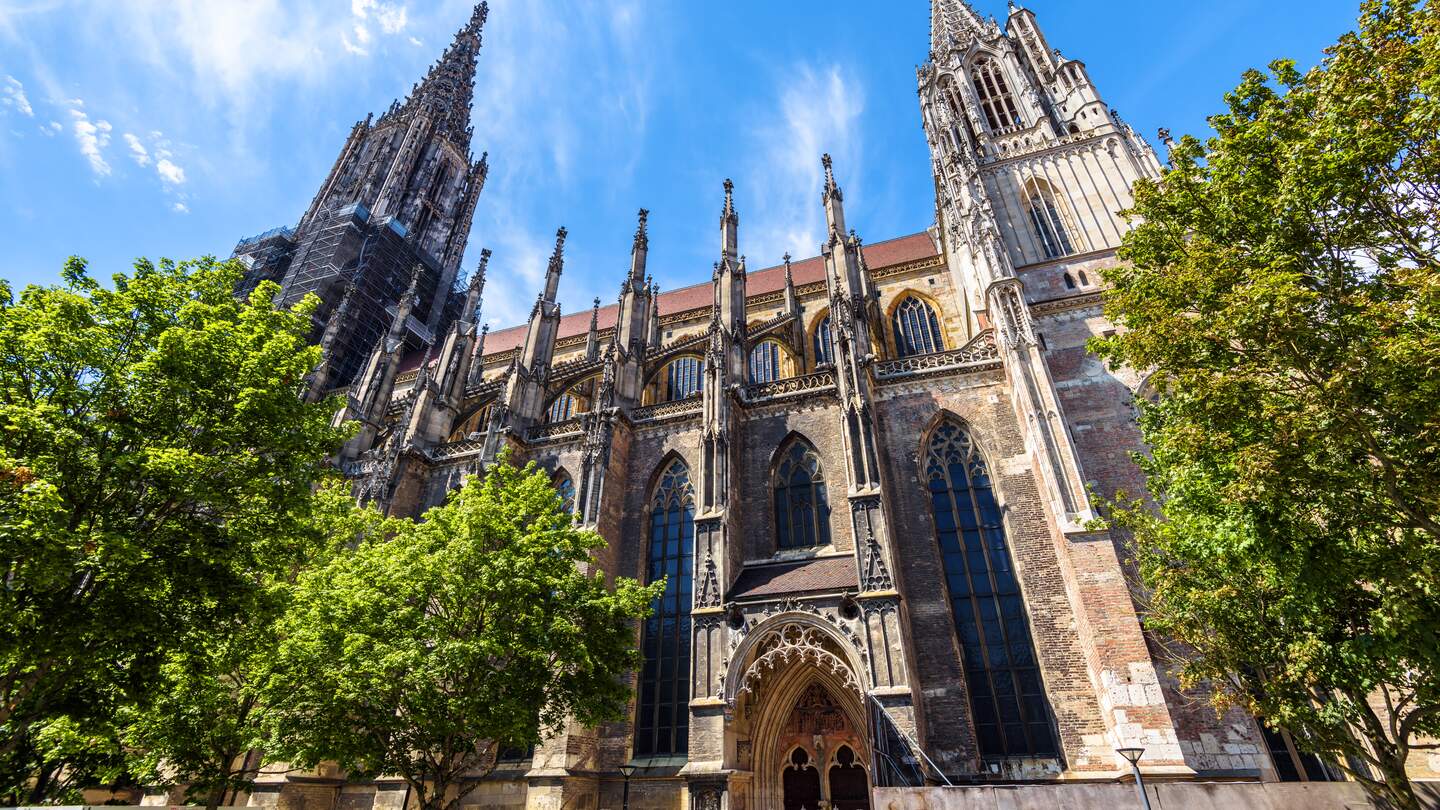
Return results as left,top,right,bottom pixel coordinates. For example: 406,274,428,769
925,422,1057,758
636,459,695,757
892,296,946,358
973,59,1023,132
749,340,783,384
773,438,831,550
1025,180,1076,260
813,316,834,367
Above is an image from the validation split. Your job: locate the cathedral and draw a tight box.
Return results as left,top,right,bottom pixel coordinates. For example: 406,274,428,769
224,2,1403,809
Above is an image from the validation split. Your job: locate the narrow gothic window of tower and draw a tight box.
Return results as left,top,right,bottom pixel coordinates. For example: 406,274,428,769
814,316,835,367
664,356,703,401
892,296,945,358
1025,180,1076,260
773,438,831,551
553,470,575,514
972,59,1023,132
749,340,783,384
636,459,695,757
925,421,1058,759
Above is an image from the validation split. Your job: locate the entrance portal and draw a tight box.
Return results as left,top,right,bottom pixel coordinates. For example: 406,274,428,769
777,684,871,810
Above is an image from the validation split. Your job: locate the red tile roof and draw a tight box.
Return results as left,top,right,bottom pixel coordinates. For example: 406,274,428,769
479,231,936,358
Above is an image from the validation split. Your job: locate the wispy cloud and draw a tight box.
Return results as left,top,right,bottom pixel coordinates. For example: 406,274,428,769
1,75,32,116
39,120,60,136
742,63,866,266
123,132,150,166
156,157,185,186
68,102,112,177
346,0,409,56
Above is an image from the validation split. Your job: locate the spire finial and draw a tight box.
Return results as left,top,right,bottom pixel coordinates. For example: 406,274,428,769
635,208,650,248
822,153,842,201
723,179,736,220
542,227,567,303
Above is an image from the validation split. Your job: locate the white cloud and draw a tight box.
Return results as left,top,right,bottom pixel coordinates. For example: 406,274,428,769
68,105,112,177
156,157,185,186
346,0,407,53
2,75,32,116
171,201,190,214
742,64,866,265
353,23,372,45
123,132,151,166
39,120,61,136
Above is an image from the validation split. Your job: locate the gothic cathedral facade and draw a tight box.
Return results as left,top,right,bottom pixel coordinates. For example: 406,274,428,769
231,3,1316,810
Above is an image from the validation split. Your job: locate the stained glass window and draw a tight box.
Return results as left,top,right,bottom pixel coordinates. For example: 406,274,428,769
749,340,783,384
664,357,702,402
892,296,945,358
925,422,1057,758
774,439,831,550
814,316,834,366
635,459,695,756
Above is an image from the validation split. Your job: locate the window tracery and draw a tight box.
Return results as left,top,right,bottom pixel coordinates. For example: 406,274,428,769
925,421,1057,758
892,296,946,358
636,458,695,756
973,59,1022,131
773,439,831,551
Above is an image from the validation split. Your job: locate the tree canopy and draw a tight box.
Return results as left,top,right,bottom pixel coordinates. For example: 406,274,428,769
1094,1,1440,807
259,455,658,810
0,257,348,803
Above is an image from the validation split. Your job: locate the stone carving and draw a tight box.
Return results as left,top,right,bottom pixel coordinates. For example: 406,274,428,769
733,623,862,703
696,554,722,609
631,395,703,423
873,331,1000,380
525,417,584,443
742,371,837,403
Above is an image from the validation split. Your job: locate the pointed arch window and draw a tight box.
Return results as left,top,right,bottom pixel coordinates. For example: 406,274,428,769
664,356,702,402
925,422,1057,758
773,439,831,550
1025,180,1075,260
636,459,695,757
547,392,577,423
553,471,575,514
973,59,1022,132
813,316,834,367
749,340,784,384
892,296,945,358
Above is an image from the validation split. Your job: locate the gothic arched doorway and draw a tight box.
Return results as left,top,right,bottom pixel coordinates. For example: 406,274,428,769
727,618,872,810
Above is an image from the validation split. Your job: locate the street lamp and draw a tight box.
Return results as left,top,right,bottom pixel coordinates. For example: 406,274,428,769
1116,747,1152,810
618,764,637,810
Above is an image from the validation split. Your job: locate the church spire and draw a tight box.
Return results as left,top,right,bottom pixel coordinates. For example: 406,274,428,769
721,179,739,263
542,227,567,304
386,2,489,149
930,0,989,55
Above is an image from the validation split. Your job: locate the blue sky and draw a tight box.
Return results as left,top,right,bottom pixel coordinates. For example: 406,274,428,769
0,0,1362,329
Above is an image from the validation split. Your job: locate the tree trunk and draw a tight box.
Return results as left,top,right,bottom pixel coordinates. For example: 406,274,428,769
1367,750,1420,810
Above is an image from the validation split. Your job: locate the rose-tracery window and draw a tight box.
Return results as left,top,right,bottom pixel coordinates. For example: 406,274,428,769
973,59,1022,132
892,296,945,358
749,340,783,383
773,439,831,550
635,459,695,756
925,421,1057,758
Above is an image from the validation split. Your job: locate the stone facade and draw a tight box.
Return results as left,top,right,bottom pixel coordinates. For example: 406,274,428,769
223,3,1436,810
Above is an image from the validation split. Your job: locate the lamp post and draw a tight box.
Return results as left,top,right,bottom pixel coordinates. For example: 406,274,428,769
1116,747,1152,810
618,764,637,810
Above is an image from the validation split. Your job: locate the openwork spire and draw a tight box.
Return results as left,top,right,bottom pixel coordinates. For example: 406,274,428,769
930,0,988,55
385,2,489,149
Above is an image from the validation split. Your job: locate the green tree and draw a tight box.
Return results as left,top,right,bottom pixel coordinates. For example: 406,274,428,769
121,483,385,810
260,455,658,810
0,257,348,802
1094,1,1440,807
